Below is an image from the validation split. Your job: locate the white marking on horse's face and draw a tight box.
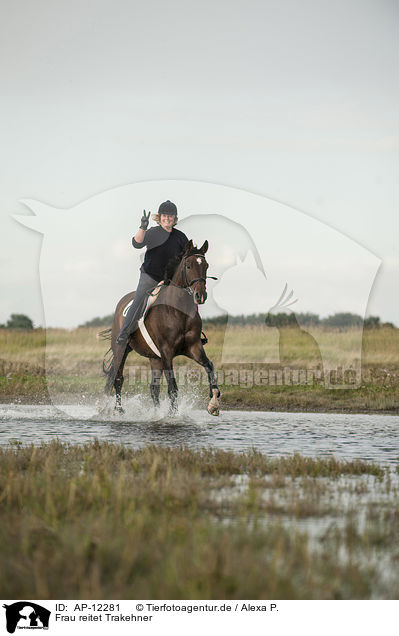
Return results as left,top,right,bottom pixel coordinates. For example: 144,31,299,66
196,257,203,265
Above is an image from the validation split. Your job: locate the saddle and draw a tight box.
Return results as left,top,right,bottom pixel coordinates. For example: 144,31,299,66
142,281,164,319
122,281,164,320
122,281,207,357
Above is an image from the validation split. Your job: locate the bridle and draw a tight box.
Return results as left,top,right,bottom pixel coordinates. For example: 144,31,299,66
170,253,217,296
183,253,207,295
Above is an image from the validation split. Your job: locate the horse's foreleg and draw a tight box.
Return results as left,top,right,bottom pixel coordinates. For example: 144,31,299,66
149,358,163,408
187,343,221,416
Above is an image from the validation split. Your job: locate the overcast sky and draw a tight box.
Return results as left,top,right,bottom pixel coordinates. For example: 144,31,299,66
1,0,398,327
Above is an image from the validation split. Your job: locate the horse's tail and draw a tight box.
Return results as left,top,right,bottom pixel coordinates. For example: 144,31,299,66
102,346,114,374
98,327,112,340
102,346,115,394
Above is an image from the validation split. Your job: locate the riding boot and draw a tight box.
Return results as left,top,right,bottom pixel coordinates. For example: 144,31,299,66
117,272,158,344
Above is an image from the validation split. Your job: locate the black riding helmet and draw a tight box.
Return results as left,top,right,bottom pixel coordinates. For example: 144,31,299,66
158,200,177,216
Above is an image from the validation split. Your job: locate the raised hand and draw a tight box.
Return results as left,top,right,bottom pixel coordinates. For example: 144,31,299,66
140,209,151,230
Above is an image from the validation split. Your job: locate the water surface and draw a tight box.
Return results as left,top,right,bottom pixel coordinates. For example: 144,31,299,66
1,399,398,466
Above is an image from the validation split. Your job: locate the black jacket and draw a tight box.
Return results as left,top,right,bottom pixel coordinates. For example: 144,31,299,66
133,226,188,282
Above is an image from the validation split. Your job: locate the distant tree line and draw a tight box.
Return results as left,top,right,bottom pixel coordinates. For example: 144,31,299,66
1,311,395,330
79,311,396,329
0,313,34,329
202,312,395,329
79,315,115,328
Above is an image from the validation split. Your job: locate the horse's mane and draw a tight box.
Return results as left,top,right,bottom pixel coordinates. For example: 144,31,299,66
164,241,200,281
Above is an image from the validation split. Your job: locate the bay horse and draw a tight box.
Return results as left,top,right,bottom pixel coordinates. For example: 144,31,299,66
103,239,221,416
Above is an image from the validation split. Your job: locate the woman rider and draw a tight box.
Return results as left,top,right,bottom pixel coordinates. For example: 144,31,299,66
116,200,188,345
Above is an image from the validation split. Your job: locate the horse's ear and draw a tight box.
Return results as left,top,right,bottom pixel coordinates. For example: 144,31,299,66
185,239,193,253
199,240,208,254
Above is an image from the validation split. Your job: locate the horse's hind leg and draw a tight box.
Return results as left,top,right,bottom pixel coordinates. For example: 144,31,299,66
161,355,178,414
114,345,130,414
149,358,163,408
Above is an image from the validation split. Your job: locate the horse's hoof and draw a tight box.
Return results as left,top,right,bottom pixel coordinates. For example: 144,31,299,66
207,388,220,416
114,406,125,415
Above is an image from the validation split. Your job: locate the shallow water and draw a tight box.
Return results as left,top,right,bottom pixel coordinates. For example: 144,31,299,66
1,398,398,466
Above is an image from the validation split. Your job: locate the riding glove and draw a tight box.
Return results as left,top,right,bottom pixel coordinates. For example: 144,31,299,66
140,210,151,230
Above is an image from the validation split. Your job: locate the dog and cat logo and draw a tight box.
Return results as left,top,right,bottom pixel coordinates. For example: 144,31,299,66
15,182,381,414
2,603,50,633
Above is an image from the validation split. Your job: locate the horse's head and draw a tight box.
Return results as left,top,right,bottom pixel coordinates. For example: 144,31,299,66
179,239,209,305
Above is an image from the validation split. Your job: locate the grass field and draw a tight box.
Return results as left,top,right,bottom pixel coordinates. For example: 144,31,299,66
1,325,398,412
1,442,398,600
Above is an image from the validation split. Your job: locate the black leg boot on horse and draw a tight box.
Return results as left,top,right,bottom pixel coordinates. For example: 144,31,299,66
161,355,179,415
149,358,163,408
104,341,131,414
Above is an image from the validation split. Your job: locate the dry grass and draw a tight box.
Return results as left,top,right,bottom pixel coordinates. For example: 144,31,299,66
1,325,398,371
1,326,399,412
205,324,399,367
